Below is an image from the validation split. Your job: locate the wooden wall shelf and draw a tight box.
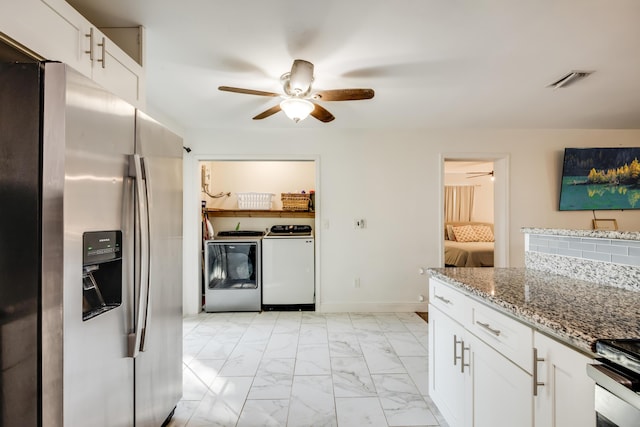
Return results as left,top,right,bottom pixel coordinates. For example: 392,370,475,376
206,209,315,218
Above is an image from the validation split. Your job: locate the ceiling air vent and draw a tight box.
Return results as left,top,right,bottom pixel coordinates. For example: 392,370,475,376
547,71,593,89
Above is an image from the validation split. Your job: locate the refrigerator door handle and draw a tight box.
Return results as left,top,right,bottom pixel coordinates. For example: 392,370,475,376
128,154,151,358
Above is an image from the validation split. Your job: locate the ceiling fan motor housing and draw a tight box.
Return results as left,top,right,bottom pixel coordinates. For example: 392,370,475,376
285,59,314,96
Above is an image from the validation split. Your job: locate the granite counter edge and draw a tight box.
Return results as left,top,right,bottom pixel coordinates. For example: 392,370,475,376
428,269,597,356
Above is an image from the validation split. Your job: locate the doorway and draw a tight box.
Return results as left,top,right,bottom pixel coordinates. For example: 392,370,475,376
441,155,509,268
443,160,495,267
183,156,320,316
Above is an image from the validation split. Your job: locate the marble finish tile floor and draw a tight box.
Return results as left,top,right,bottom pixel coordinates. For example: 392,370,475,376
168,311,448,427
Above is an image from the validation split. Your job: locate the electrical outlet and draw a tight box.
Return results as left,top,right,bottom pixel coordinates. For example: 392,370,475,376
354,277,361,288
354,218,366,229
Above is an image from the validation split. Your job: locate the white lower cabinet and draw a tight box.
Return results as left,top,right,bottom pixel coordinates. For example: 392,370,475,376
469,333,533,427
429,305,533,427
428,278,595,427
533,331,595,427
429,306,467,427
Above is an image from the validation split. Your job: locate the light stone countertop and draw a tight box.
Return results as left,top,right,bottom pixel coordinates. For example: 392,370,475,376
428,267,640,354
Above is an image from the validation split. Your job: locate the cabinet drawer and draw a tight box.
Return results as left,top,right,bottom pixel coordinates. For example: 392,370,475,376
469,299,533,372
429,278,468,323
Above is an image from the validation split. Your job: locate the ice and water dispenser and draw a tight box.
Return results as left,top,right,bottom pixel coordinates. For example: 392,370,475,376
82,231,123,321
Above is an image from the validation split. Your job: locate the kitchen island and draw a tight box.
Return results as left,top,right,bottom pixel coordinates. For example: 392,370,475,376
427,267,640,354
427,227,640,427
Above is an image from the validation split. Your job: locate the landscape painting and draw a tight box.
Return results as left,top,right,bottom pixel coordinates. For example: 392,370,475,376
559,147,640,211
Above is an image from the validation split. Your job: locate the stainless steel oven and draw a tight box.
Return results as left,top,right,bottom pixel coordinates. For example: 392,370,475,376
587,340,640,427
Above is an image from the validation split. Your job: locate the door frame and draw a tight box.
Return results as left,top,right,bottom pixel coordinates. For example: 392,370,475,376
440,153,510,267
183,153,321,316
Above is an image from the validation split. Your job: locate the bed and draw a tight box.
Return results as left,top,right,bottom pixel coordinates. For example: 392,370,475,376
444,222,494,267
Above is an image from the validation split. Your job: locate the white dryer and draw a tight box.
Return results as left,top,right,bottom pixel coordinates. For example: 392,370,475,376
262,225,315,310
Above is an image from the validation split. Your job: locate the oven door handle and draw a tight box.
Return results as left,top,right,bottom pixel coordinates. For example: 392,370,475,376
587,364,640,411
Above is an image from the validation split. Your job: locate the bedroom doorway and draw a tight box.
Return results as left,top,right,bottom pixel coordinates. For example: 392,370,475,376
442,156,509,267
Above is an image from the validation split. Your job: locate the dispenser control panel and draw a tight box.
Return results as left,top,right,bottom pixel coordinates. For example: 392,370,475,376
82,230,123,321
83,231,122,265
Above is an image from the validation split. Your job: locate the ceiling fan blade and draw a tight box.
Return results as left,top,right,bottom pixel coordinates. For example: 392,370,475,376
466,171,494,178
310,103,335,123
218,86,280,97
312,88,374,101
252,104,282,120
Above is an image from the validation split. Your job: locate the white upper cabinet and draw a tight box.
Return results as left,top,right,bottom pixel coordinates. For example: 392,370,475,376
0,0,145,107
89,25,144,106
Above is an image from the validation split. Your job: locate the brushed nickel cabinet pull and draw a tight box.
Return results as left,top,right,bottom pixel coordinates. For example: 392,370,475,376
85,28,94,61
461,340,470,373
453,334,462,366
435,294,452,305
97,37,106,68
533,348,545,396
477,321,501,336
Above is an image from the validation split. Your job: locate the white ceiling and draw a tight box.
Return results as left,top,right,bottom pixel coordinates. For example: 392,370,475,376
66,0,640,131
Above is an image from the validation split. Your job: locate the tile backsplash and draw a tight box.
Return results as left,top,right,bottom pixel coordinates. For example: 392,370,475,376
523,228,640,292
526,234,640,267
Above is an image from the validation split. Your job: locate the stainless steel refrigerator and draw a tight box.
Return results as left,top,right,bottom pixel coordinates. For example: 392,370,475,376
0,38,183,427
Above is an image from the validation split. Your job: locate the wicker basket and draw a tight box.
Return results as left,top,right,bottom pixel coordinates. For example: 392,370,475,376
281,193,310,211
236,192,274,210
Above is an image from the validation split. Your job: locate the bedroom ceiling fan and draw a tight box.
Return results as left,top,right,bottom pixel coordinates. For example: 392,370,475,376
466,171,495,180
218,59,375,123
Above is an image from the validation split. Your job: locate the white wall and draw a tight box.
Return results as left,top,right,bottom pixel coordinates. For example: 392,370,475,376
201,160,316,211
182,128,640,315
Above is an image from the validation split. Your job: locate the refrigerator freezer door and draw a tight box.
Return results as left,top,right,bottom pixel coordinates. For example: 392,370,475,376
133,110,183,426
0,59,42,427
55,63,137,427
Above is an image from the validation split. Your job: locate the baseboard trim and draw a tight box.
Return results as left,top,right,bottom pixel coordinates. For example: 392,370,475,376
318,302,429,313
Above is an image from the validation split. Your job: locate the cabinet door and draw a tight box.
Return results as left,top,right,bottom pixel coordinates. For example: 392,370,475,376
429,305,466,427
0,0,92,76
533,332,595,427
0,0,145,107
91,27,145,108
469,333,533,427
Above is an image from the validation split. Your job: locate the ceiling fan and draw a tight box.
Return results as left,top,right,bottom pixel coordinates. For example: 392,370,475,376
466,171,494,179
218,59,375,123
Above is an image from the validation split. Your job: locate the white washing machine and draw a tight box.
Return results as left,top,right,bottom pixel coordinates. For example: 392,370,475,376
262,225,315,310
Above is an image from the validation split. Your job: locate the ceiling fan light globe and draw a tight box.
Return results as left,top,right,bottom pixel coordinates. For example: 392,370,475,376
280,98,314,122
